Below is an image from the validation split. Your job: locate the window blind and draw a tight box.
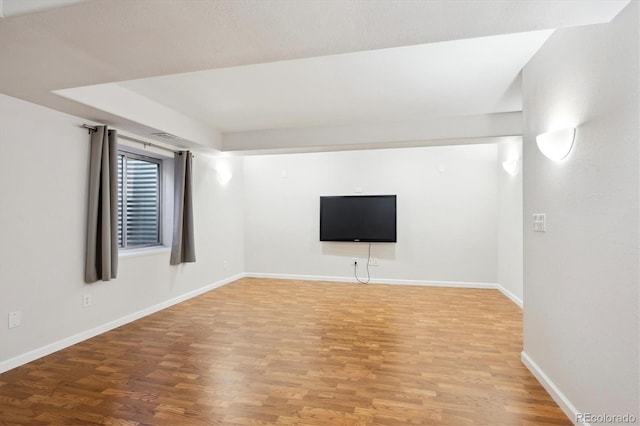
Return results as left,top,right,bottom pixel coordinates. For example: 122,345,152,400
117,153,161,248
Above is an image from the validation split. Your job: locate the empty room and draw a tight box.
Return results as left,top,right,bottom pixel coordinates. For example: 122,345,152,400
0,0,638,425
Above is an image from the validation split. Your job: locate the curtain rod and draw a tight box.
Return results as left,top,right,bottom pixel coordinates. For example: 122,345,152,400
82,124,189,156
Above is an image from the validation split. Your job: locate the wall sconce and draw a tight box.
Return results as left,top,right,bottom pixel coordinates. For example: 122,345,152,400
536,128,576,161
216,165,232,185
502,158,519,176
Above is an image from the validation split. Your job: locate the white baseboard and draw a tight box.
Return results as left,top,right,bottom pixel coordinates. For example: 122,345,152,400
246,273,527,311
496,283,523,308
0,273,243,374
244,271,498,289
245,273,524,309
521,351,583,425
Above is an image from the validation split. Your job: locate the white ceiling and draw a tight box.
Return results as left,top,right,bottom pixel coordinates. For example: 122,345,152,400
116,31,551,133
0,0,631,152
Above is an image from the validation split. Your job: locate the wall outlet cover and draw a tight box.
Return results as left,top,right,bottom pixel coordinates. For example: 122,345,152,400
8,311,21,329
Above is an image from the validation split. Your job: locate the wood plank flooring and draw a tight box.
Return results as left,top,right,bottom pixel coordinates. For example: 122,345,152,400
0,278,570,425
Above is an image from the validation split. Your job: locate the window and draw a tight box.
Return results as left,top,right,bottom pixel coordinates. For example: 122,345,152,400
117,151,162,248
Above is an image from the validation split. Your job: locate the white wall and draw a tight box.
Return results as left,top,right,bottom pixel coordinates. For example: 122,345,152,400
522,2,639,422
0,94,244,369
244,144,498,285
497,140,524,306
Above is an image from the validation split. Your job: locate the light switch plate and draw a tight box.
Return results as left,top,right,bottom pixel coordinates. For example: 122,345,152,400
533,213,546,232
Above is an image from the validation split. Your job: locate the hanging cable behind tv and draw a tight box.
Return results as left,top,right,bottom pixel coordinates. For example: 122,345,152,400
354,242,372,284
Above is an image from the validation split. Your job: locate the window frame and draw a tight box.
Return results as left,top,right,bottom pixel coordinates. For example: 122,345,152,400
118,149,163,250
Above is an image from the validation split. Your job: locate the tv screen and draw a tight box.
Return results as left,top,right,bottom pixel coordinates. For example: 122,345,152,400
320,195,397,242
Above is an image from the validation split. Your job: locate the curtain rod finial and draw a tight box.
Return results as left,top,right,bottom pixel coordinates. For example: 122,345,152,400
82,124,97,134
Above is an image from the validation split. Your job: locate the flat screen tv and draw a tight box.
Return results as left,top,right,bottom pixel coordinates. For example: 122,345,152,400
320,195,397,242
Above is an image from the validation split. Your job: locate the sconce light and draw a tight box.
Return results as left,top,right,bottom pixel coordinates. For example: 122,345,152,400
536,128,576,161
502,158,519,176
216,165,232,185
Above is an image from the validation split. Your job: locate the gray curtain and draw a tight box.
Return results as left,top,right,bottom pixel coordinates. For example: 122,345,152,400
85,126,118,283
170,151,196,265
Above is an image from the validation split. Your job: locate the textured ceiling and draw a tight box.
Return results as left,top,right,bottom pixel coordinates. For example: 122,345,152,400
0,0,86,18
0,0,631,152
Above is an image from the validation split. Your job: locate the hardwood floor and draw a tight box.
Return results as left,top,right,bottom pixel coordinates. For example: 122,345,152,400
0,278,570,425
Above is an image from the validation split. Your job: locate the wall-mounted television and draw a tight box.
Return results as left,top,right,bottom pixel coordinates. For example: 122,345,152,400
320,195,397,242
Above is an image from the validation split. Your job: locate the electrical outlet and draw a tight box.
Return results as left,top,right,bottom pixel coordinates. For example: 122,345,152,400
8,311,21,329
223,260,228,269
352,258,358,265
83,294,92,308
368,258,380,266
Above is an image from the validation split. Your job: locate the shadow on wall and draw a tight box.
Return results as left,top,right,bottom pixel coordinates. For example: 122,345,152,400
321,242,397,261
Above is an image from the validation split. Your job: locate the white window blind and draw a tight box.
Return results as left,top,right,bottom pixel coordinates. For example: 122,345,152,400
117,152,161,248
